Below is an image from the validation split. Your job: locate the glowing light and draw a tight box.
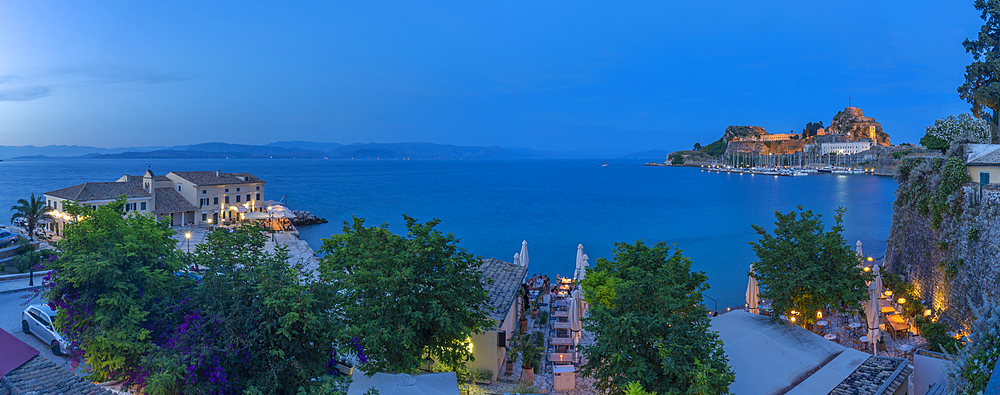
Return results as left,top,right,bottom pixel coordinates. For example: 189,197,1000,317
790,317,796,323
924,309,932,317
863,266,871,272
884,290,893,297
867,257,873,262
185,232,191,239
816,311,823,319
898,298,906,304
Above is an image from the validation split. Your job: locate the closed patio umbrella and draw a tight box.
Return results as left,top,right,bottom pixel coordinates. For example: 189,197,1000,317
873,264,884,298
570,289,583,346
513,253,520,266
746,264,759,315
519,240,529,267
578,254,588,282
866,279,881,356
575,244,584,279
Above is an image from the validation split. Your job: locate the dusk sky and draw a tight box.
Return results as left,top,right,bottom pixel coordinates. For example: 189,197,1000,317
0,1,985,153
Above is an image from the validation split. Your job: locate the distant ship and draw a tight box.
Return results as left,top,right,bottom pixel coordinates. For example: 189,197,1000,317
601,161,609,167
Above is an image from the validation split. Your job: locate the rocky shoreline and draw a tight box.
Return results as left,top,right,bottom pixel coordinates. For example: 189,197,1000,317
289,210,329,226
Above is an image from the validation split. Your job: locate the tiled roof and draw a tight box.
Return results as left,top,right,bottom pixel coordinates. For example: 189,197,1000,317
169,171,264,186
121,174,170,182
0,355,113,395
967,144,1000,165
477,258,528,327
44,182,151,201
827,356,912,395
154,187,198,214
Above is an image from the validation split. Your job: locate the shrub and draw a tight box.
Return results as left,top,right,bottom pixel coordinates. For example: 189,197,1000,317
915,316,961,353
538,310,549,325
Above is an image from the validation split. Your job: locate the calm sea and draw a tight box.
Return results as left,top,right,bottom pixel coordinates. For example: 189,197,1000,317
0,158,897,308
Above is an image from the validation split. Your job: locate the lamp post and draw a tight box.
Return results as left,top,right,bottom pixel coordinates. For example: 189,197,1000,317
185,232,192,254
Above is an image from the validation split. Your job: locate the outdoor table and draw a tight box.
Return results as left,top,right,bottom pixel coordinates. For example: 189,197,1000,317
816,320,828,328
554,322,572,329
550,352,574,363
848,322,862,329
551,337,573,346
859,336,869,343
898,344,915,358
881,306,896,314
554,311,570,318
886,314,905,324
553,365,576,391
824,333,837,341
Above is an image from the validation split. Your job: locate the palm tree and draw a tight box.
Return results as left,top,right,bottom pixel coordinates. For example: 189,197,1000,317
10,194,54,241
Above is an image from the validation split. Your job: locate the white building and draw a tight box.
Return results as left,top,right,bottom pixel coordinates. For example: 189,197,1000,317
43,169,266,233
819,141,873,155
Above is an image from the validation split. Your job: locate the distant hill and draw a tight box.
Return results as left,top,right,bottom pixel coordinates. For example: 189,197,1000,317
0,144,167,159
8,141,575,160
618,150,673,159
266,141,343,152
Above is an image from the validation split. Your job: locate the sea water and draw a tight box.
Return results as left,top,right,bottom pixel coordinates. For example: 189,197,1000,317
0,158,897,307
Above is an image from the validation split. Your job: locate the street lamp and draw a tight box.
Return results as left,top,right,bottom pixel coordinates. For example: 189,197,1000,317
185,232,192,253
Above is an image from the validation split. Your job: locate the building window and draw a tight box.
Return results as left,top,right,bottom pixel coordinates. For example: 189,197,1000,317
202,213,207,221
256,193,260,201
214,197,219,205
225,196,230,204
141,202,146,211
225,188,229,193
246,194,250,202
236,187,240,192
255,186,259,191
236,195,241,203
202,190,207,195
178,185,182,192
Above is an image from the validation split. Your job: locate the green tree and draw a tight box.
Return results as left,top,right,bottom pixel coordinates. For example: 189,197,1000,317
319,216,492,375
579,241,734,395
46,198,188,384
693,143,702,151
10,193,54,241
959,0,1000,143
750,207,869,324
920,113,991,153
920,133,950,153
701,138,728,157
670,154,684,165
145,225,343,395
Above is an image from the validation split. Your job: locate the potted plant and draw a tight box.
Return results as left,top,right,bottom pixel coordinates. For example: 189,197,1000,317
505,345,517,376
519,336,543,383
473,369,493,385
538,310,549,326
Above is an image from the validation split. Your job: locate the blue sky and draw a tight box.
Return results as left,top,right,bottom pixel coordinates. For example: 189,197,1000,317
0,1,985,152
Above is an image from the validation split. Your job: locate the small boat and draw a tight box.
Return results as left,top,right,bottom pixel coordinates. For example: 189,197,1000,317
601,161,609,167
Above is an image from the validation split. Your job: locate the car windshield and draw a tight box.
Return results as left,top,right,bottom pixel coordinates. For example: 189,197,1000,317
38,305,58,319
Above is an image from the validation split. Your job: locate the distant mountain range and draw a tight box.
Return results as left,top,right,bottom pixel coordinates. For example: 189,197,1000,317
0,141,672,160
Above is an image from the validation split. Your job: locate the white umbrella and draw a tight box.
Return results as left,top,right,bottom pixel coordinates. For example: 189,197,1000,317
866,280,881,355
579,254,588,282
271,210,296,219
513,253,521,266
856,240,865,270
519,240,529,267
570,289,582,346
245,212,270,220
269,205,290,212
575,244,585,278
873,264,883,298
746,264,760,315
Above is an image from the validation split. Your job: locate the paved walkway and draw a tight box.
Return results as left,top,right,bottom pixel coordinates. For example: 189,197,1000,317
0,277,43,295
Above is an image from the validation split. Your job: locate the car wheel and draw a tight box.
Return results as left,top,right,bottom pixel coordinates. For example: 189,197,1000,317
51,340,62,356
8,240,13,246
22,320,30,334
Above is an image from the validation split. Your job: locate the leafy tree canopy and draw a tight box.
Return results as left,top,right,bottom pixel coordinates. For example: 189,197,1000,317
319,216,492,375
693,143,702,151
701,137,728,157
750,207,870,324
47,198,188,384
579,240,734,395
145,225,343,395
959,0,1000,143
920,113,991,153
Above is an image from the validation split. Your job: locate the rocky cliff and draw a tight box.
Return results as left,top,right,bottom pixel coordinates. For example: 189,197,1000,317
884,153,999,328
828,107,891,146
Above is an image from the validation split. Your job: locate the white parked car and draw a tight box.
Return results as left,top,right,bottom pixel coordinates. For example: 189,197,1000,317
22,305,69,356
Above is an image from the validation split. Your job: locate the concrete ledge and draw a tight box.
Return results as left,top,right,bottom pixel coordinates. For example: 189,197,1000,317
0,271,53,283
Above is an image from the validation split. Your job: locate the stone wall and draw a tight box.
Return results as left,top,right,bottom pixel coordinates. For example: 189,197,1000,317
885,183,1000,328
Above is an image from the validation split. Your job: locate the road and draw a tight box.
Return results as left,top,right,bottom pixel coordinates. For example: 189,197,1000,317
0,289,76,372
